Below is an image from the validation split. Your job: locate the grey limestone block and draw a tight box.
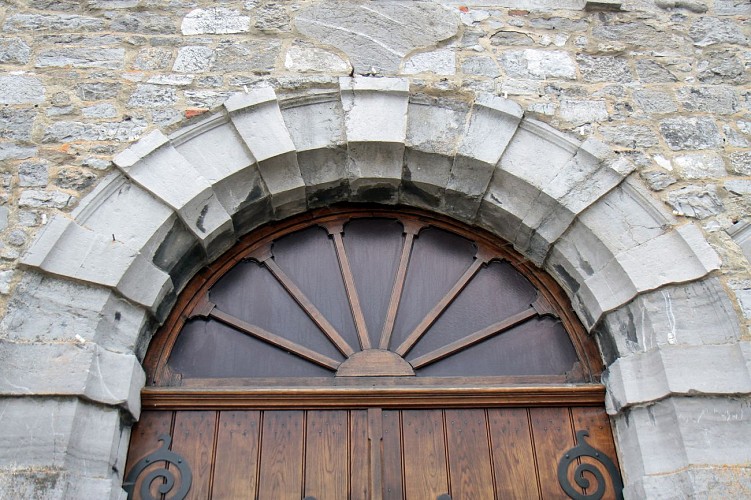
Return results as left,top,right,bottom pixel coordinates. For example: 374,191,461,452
226,89,306,218
340,77,410,200
114,131,235,260
21,217,173,311
0,75,45,105
595,278,741,364
613,397,751,480
280,93,349,205
624,466,751,500
604,342,751,413
0,341,144,416
0,398,128,486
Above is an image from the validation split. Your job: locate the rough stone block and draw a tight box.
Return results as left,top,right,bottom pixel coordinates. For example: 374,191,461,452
181,7,250,35
406,96,470,157
284,46,351,74
1,273,149,356
605,343,751,412
667,184,725,219
0,76,44,105
114,131,235,259
0,342,143,416
35,47,124,69
660,116,722,150
340,77,410,144
595,278,741,363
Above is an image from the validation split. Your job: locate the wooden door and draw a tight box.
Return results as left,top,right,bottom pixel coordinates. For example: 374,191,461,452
124,405,621,499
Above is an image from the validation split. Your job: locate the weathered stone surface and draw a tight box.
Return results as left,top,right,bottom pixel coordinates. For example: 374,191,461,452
212,40,280,73
132,47,172,71
18,161,50,187
75,82,121,101
654,0,708,12
403,50,456,76
689,17,749,47
529,16,588,32
127,84,178,108
184,90,232,109
728,151,751,175
633,89,678,114
173,46,215,73
599,124,659,149
714,0,751,15
43,118,147,143
36,47,125,69
659,117,722,150
110,13,177,34
181,7,250,35
0,38,31,65
592,21,686,54
673,152,727,179
667,184,724,219
635,59,678,83
82,103,118,119
725,179,751,195
0,143,36,161
559,100,608,126
0,108,35,141
254,3,291,32
284,46,351,74
461,56,501,78
698,50,748,84
678,86,738,115
500,49,576,80
3,13,104,32
490,30,533,46
640,169,677,191
295,2,458,74
55,168,97,191
577,54,632,83
19,189,75,209
0,76,44,105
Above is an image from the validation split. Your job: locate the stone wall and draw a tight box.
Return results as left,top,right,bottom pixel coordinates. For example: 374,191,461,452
0,0,749,498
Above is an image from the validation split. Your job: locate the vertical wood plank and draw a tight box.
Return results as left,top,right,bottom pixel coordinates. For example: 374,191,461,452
124,411,174,499
350,410,370,500
367,408,384,500
487,408,540,500
211,410,261,499
401,410,449,499
258,410,305,499
529,407,576,500
445,409,495,499
170,411,218,500
571,407,621,500
381,410,404,500
304,410,348,499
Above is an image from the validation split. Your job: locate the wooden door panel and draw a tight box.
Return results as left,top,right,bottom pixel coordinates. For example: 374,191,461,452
125,406,621,500
211,410,261,499
487,408,540,500
258,410,305,499
401,410,450,499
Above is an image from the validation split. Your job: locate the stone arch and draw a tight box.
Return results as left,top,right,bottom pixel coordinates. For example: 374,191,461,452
4,77,749,498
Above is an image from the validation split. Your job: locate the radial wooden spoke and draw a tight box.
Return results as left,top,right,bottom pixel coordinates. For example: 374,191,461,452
324,221,371,350
206,302,340,371
248,245,355,357
395,245,495,357
379,220,425,350
409,306,538,369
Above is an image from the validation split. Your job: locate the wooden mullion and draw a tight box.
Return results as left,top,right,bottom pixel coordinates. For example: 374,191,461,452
395,246,495,357
409,306,538,369
379,220,424,350
324,221,372,350
209,306,340,371
249,245,355,357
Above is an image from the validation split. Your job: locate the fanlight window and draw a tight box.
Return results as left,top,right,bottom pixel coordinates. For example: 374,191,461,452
147,208,600,387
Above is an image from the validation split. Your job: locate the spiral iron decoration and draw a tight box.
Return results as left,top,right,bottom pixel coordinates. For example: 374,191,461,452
123,434,192,500
557,430,623,500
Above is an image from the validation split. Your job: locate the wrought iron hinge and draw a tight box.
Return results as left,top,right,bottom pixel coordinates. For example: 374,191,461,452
123,434,192,500
557,430,624,500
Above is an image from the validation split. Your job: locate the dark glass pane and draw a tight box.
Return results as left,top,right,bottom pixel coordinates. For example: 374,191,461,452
414,317,578,377
210,260,343,361
169,318,334,378
272,226,360,353
407,261,537,358
390,227,477,350
343,218,404,347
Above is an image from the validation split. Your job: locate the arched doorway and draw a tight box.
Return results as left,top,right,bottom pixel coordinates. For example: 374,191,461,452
124,207,622,499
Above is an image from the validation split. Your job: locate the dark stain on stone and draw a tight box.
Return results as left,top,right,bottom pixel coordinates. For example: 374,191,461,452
308,182,349,208
196,204,209,233
357,185,395,203
554,264,580,293
401,180,440,206
114,311,121,321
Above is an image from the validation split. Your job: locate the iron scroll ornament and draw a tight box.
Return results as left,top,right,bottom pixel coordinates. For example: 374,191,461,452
557,430,624,500
123,434,192,500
